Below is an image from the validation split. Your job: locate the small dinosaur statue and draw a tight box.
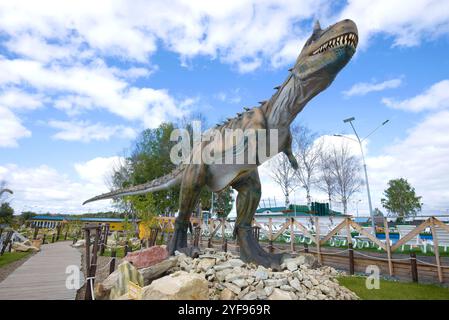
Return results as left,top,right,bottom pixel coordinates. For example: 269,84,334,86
84,19,358,269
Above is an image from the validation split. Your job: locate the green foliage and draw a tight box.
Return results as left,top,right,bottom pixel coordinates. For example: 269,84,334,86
373,208,384,217
112,123,180,216
214,188,234,218
381,178,422,222
337,276,449,300
17,211,36,225
0,202,14,224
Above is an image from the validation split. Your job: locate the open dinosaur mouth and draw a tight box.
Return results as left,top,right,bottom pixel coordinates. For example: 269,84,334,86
311,32,358,56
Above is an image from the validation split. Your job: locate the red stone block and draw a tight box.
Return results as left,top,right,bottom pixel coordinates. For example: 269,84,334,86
124,246,168,269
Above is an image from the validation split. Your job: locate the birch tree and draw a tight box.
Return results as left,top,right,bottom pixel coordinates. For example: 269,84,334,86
328,143,363,214
317,152,336,209
292,125,323,206
268,153,299,207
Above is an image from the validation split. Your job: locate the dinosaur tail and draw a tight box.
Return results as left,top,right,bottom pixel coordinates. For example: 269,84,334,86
82,166,184,205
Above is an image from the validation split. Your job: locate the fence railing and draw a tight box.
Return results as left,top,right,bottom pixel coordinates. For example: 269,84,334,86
153,215,449,283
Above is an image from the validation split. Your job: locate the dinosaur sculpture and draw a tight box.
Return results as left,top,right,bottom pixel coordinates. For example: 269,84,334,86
84,19,358,269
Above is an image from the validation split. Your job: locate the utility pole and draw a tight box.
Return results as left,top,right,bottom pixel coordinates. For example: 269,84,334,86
335,117,389,231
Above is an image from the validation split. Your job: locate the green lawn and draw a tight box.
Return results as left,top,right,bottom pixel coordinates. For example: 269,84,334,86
337,276,449,300
0,251,31,268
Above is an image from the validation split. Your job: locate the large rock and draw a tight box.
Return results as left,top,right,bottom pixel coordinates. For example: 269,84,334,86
197,258,216,272
219,288,236,300
12,241,39,252
268,288,293,300
142,271,208,300
124,245,168,269
109,261,144,300
72,239,85,248
139,256,178,285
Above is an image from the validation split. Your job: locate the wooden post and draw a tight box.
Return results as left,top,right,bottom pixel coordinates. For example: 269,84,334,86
268,218,273,242
33,227,39,240
109,248,116,274
315,217,322,264
384,218,394,276
42,234,46,244
290,218,295,253
208,237,212,248
64,231,68,241
410,252,418,282
193,226,201,248
124,243,129,257
104,224,109,246
84,227,91,300
88,226,101,300
51,234,56,243
56,225,61,241
348,243,355,275
222,238,227,252
221,218,225,245
345,218,352,248
430,217,443,283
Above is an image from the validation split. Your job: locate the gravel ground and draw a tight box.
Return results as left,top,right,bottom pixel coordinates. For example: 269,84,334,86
76,248,123,300
0,252,36,283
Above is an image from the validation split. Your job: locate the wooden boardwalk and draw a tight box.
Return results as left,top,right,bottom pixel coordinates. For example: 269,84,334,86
0,241,83,300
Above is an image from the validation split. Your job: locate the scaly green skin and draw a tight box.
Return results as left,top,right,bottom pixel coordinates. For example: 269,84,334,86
84,19,359,269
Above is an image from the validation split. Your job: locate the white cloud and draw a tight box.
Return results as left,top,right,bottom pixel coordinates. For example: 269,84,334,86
0,57,189,128
214,89,241,104
0,0,331,72
0,157,124,213
0,0,448,75
382,80,449,112
0,88,45,110
74,156,124,186
48,120,137,143
343,78,402,97
366,110,449,213
339,0,449,48
0,106,31,147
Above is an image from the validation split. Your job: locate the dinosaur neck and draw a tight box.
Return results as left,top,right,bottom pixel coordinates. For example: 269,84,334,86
261,72,332,129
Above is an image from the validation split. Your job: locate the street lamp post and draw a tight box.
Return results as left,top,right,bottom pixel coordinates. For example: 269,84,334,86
335,117,389,231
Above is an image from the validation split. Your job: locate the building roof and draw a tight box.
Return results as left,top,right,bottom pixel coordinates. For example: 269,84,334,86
255,203,345,216
256,206,286,214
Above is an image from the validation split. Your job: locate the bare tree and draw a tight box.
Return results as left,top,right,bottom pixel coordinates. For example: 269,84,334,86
317,152,336,209
292,125,323,206
328,143,363,214
268,153,299,207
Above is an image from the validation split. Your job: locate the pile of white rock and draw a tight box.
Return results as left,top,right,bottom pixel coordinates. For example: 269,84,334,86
170,248,358,300
99,246,357,300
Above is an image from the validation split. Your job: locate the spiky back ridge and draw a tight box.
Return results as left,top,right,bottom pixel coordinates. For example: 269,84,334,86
211,68,293,131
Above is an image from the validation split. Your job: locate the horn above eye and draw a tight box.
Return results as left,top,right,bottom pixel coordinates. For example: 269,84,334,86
313,20,321,33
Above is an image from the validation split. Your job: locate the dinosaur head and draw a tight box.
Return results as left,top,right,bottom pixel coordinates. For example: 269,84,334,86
293,19,358,82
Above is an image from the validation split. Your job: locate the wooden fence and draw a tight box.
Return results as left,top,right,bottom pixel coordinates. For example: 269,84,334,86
153,215,449,284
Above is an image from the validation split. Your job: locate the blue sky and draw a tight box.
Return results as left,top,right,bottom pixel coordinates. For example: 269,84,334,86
1,0,449,216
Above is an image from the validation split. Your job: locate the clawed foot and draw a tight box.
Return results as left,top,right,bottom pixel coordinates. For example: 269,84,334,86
237,226,284,270
168,223,200,258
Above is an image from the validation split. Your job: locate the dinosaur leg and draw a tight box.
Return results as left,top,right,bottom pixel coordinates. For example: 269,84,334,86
232,170,284,270
168,164,205,257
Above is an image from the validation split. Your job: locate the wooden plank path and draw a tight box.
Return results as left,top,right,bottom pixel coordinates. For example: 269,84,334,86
0,241,83,300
